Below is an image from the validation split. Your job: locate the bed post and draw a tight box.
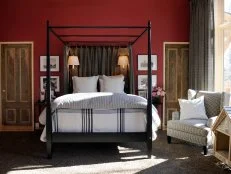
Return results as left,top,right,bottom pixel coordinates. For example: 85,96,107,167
128,44,135,94
147,20,152,158
46,20,52,158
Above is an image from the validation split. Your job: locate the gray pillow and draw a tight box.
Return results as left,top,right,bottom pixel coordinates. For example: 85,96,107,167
196,91,221,118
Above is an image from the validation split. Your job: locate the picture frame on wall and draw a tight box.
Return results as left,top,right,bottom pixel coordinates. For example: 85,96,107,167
138,89,148,99
138,54,157,71
40,56,59,72
40,76,60,92
138,75,157,89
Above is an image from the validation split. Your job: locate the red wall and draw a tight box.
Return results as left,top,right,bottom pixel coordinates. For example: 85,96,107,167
0,0,189,120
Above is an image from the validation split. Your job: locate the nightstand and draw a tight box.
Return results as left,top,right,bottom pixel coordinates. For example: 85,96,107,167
37,100,46,114
153,102,163,130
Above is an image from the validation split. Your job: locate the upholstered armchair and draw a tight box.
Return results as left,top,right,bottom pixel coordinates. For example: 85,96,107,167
167,89,230,155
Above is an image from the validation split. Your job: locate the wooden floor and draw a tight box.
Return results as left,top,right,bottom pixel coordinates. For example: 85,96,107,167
0,125,33,131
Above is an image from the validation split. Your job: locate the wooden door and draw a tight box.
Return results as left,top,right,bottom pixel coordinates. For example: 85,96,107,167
164,43,189,129
0,43,33,131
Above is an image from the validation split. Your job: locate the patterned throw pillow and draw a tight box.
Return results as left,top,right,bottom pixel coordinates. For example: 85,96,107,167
196,91,222,118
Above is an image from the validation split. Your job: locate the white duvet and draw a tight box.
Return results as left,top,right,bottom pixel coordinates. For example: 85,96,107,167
39,92,161,142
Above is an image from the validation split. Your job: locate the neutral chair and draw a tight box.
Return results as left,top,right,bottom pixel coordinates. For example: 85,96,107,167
167,89,229,155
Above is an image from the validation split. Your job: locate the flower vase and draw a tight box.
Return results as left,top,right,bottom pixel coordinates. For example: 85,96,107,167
152,96,161,104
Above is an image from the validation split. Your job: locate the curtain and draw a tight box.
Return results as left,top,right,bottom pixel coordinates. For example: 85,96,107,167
64,45,135,94
77,46,119,77
189,0,215,90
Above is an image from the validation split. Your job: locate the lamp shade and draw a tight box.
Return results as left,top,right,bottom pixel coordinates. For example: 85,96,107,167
68,56,79,68
118,55,129,68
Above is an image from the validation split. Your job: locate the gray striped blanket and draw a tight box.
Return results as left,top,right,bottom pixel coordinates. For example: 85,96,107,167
51,92,153,111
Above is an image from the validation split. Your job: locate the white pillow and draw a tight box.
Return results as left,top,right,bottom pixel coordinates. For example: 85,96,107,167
188,89,197,100
72,76,99,93
179,96,208,120
100,75,124,93
100,74,124,81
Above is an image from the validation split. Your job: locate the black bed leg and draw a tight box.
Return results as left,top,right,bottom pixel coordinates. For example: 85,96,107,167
203,146,208,155
147,139,152,158
167,136,171,144
47,141,52,159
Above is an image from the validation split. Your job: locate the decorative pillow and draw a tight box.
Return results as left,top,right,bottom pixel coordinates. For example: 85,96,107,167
196,91,222,118
99,74,124,81
188,89,197,100
72,76,99,93
100,75,125,93
179,96,208,120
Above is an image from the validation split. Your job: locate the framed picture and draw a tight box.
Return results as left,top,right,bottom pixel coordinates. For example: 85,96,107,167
138,55,157,71
138,90,148,99
40,76,60,92
40,56,59,72
138,75,157,89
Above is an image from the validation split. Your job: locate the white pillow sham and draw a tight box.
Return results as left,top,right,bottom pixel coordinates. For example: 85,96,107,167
72,76,99,93
188,89,197,100
179,96,208,120
99,75,125,93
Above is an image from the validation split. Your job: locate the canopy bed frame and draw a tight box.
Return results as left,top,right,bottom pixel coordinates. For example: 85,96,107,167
45,20,153,158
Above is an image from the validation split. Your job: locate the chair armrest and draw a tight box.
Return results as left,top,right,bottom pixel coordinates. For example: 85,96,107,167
172,111,180,120
207,116,218,128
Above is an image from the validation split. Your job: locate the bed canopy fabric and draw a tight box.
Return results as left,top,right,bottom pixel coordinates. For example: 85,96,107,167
45,20,152,158
64,46,131,93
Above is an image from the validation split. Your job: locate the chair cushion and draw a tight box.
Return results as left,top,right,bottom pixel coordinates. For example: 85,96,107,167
167,119,210,137
196,91,222,118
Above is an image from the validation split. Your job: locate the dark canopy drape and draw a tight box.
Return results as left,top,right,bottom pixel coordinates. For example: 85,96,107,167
77,46,119,77
189,0,215,90
63,46,134,94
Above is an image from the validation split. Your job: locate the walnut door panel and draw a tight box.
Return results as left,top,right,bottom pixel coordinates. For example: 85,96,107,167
164,44,189,128
1,44,32,127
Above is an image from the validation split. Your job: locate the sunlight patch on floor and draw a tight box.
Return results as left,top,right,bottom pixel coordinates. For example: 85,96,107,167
117,146,141,154
175,157,189,160
11,165,53,170
7,158,168,174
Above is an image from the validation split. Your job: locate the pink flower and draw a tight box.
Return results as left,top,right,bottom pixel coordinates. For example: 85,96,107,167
152,86,165,97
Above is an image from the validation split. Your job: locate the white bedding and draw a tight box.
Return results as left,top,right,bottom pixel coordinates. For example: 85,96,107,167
39,92,160,142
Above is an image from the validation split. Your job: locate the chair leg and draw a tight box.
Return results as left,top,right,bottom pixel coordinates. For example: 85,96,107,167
167,136,171,144
203,146,208,155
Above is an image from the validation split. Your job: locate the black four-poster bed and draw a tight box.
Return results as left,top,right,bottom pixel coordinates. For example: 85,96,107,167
45,20,153,158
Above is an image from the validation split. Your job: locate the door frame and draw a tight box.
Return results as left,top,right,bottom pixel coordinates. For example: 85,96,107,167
163,42,189,129
0,42,34,130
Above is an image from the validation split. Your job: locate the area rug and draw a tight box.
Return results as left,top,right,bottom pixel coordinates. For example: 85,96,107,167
0,130,229,174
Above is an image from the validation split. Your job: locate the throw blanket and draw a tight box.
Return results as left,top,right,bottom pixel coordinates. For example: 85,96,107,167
52,92,151,110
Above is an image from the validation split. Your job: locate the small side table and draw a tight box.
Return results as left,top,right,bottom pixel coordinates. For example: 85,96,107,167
37,100,46,114
153,102,163,130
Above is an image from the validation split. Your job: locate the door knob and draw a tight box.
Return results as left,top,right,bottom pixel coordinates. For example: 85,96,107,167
2,90,5,92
